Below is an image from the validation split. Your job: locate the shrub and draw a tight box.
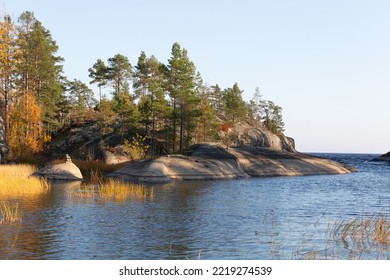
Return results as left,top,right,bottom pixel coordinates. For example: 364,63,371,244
123,134,150,161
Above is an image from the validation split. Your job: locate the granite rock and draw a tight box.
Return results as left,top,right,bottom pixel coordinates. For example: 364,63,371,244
34,161,83,180
108,144,353,183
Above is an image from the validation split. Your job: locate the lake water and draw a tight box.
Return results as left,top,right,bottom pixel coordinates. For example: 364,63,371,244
1,153,390,260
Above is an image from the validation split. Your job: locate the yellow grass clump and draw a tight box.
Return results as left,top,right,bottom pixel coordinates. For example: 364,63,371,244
98,179,149,202
0,164,50,197
69,179,155,202
0,203,22,225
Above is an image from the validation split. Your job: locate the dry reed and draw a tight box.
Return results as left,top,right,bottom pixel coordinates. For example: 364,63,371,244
68,178,155,202
0,203,22,225
0,164,49,197
332,214,390,247
72,159,126,183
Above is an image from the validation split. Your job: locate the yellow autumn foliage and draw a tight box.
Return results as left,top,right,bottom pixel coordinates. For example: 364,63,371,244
7,92,43,159
123,134,149,160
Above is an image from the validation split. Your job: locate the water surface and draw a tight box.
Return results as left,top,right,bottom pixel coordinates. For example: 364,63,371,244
1,153,390,259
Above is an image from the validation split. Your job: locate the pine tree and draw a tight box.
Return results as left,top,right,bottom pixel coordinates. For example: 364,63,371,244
106,53,132,96
134,52,170,141
166,42,198,151
222,83,246,124
16,11,66,134
66,79,96,124
112,84,138,139
96,97,115,135
260,100,285,134
88,58,108,102
195,75,217,143
0,14,18,133
247,87,265,124
210,84,224,113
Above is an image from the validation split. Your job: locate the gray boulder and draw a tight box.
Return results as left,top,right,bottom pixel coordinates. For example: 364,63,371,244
34,156,83,180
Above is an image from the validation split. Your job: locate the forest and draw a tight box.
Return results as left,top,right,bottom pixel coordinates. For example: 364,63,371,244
0,11,285,161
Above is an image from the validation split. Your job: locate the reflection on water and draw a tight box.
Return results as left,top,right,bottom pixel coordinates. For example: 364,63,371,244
1,153,390,259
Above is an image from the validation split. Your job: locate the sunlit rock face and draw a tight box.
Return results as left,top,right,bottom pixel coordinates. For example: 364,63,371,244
34,160,83,180
108,144,353,183
229,123,296,153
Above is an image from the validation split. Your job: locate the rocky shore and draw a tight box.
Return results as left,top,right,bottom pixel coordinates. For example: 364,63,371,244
372,151,390,163
108,144,353,183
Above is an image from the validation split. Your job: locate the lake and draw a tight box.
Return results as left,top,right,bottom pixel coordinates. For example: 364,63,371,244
1,153,390,260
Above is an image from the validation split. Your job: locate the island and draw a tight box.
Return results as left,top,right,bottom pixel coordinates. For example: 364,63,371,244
108,143,353,183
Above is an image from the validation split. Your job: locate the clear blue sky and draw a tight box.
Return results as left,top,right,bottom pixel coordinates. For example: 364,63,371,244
2,0,390,153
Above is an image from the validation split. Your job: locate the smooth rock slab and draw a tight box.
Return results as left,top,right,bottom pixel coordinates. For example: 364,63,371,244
108,144,354,183
34,162,83,180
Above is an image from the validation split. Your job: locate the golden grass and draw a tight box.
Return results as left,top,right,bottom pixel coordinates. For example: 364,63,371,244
69,179,155,202
0,164,50,197
0,203,22,225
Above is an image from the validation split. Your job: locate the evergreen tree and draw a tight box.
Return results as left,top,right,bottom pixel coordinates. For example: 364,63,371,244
210,84,224,113
88,58,108,102
247,87,265,124
112,84,138,139
133,52,170,138
195,74,217,143
96,97,115,135
260,100,285,134
222,83,246,124
246,99,257,125
106,53,132,96
16,11,66,134
166,42,198,151
66,79,96,123
0,14,18,133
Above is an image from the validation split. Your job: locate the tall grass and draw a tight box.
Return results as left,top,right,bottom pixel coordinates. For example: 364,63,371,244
332,214,390,248
0,203,22,225
0,164,49,197
69,179,155,202
99,179,150,202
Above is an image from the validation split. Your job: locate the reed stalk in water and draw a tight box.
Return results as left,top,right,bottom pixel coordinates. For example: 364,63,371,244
0,203,22,225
